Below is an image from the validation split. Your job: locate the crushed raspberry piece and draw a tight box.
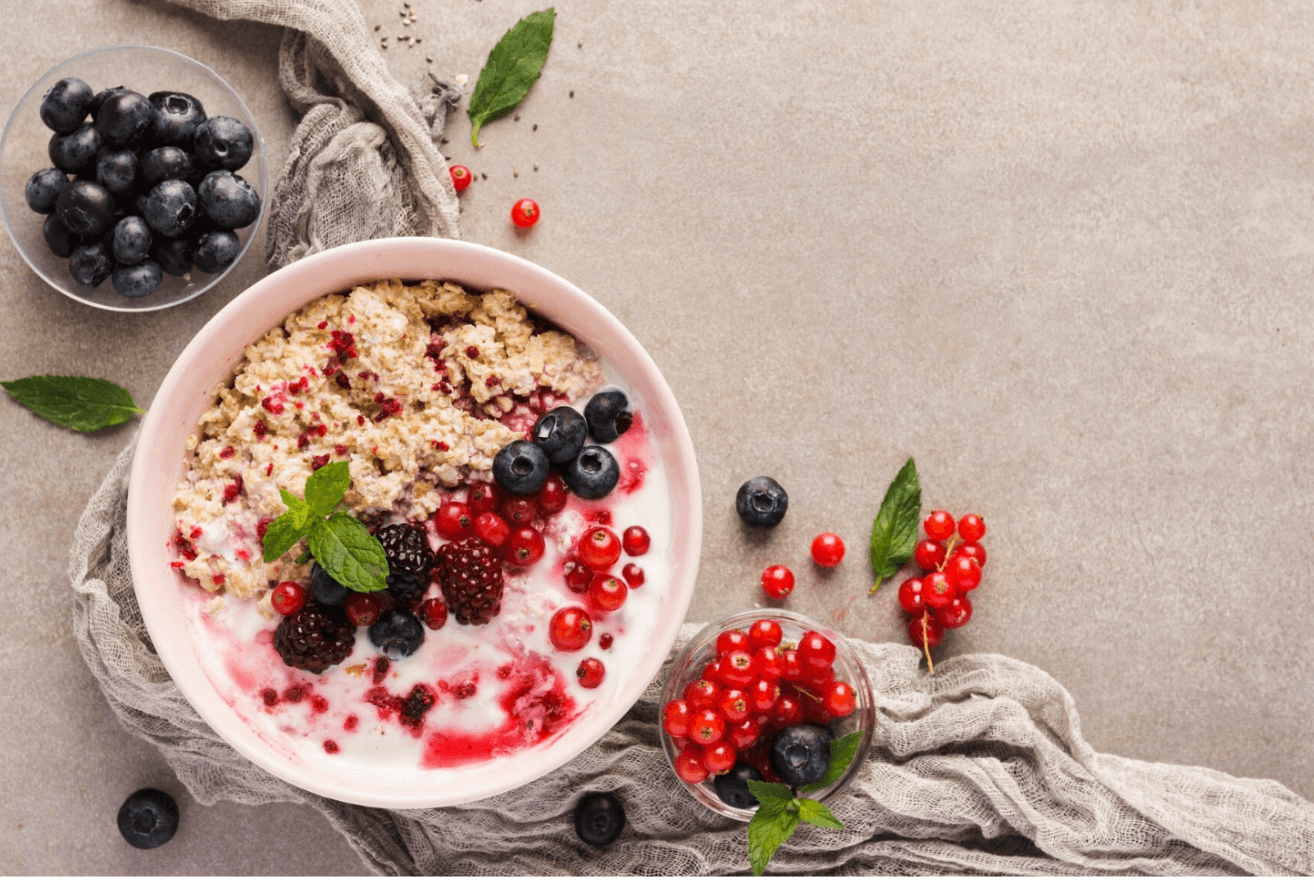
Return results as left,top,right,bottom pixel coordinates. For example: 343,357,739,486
222,474,244,504
335,372,351,390
310,454,331,471
311,695,330,713
348,314,355,324
261,688,278,707
253,419,268,439
211,573,226,587
454,680,478,700
297,433,310,450
218,445,235,460
400,685,436,730
261,396,284,415
189,526,203,540
236,548,251,562
328,329,358,360
486,375,501,388
323,740,339,754
265,463,274,476
256,516,273,541
438,442,450,452
465,346,480,358
289,376,309,394
313,423,327,438
284,682,311,704
438,381,453,394
293,401,304,410
372,656,391,685
172,531,197,561
334,444,350,456
317,320,328,329
169,560,185,569
356,415,365,426
344,714,359,731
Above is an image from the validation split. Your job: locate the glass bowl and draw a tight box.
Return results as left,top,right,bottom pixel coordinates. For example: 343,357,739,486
659,608,875,821
0,45,267,312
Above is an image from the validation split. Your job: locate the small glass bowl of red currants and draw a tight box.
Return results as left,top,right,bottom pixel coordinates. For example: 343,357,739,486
658,608,875,821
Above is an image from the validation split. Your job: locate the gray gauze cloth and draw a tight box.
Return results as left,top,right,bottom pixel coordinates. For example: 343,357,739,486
70,0,1313,876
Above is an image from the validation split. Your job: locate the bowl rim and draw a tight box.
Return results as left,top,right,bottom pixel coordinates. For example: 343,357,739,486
0,43,267,313
125,236,703,807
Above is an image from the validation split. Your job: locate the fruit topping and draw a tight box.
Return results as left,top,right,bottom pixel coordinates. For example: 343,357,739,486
714,761,762,809
576,657,605,689
505,525,546,568
193,115,254,171
810,532,845,567
418,597,449,631
735,476,788,528
434,539,504,625
621,525,650,556
574,792,626,846
583,389,631,443
769,723,833,786
309,561,350,607
530,405,587,463
344,591,384,627
760,564,794,600
578,526,621,570
492,439,551,495
270,581,307,616
40,77,94,135
376,523,433,602
116,788,179,849
273,601,356,674
548,606,593,651
561,444,620,500
588,573,628,612
367,609,426,659
147,90,206,147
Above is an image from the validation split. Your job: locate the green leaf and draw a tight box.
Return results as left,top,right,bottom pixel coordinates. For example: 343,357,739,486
868,457,921,594
260,512,308,563
747,802,800,876
279,490,312,527
468,8,555,147
1,375,143,432
748,779,795,804
796,798,845,830
799,731,865,793
304,460,351,517
306,511,390,592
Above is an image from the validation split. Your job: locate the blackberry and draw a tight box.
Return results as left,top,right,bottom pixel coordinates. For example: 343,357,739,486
272,602,355,674
376,523,433,603
435,539,504,626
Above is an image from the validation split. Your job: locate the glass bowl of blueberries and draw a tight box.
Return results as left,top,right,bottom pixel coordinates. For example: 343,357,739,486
0,45,266,312
658,609,875,821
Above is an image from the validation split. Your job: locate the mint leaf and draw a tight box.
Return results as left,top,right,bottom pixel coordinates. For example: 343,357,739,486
747,801,800,876
306,511,389,592
748,779,795,804
260,512,307,563
279,490,312,527
2,374,143,432
796,798,845,830
304,460,350,517
799,731,865,794
468,8,555,147
868,457,921,594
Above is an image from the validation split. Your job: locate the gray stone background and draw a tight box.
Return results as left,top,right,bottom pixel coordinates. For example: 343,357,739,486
2,0,1311,875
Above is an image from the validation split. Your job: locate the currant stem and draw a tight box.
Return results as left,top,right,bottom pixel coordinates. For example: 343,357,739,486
921,611,935,674
936,533,960,572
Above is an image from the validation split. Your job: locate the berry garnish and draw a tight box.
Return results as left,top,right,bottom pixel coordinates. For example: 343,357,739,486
780,648,805,682
908,611,944,650
937,595,973,629
576,657,605,689
718,650,757,688
573,792,625,846
663,699,692,736
769,723,833,787
376,523,434,603
944,553,982,593
922,571,956,609
449,164,473,192
913,538,947,572
797,631,837,673
748,618,783,650
748,677,781,714
419,597,449,631
727,718,762,751
701,741,737,775
511,197,540,228
563,559,593,593
735,476,788,528
622,525,650,556
270,581,307,616
823,681,856,718
684,678,721,709
435,539,503,625
621,563,645,588
760,564,794,600
958,513,986,542
674,748,709,784
274,601,356,673
588,573,628,612
548,606,592,651
344,591,384,627
472,510,510,548
467,481,500,514
583,390,632,443
810,532,845,567
117,788,179,849
897,576,929,615
499,496,538,526
505,524,546,568
367,609,425,659
718,687,751,722
923,510,955,541
690,708,726,745
958,541,987,567
492,440,550,495
714,762,762,808
772,693,804,726
536,471,569,514
754,646,784,680
578,526,622,570
716,628,752,658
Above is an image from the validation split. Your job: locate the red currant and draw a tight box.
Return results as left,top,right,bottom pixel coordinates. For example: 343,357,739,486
718,687,751,722
578,527,621,570
435,501,473,540
754,646,784,680
958,513,986,542
599,632,614,650
499,496,537,526
621,563,645,588
944,553,982,593
718,650,757,689
923,510,955,541
344,591,383,626
449,164,473,192
747,677,780,714
621,525,650,556
798,630,837,673
811,532,845,567
588,573,628,612
780,648,805,682
958,541,987,567
473,510,510,548
548,606,592,651
467,481,500,515
760,564,794,600
689,709,726,745
536,471,568,514
824,681,856,718
727,718,760,750
748,618,783,650
685,678,720,708
913,538,947,571
511,197,540,228
419,597,448,631
506,525,546,568
716,629,752,658
576,657,605,689
662,698,692,737
772,693,804,726
563,559,593,594
897,576,929,615
701,660,723,684
923,571,956,609
270,581,307,616
937,595,973,629
908,612,945,649
701,741,736,774
674,748,708,784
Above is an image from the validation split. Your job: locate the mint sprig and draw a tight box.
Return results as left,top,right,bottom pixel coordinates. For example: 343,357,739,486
868,457,921,594
744,731,863,875
261,461,389,593
467,8,555,147
2,374,144,432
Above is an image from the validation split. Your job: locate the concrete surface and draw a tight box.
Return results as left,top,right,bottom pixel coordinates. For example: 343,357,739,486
2,0,1312,876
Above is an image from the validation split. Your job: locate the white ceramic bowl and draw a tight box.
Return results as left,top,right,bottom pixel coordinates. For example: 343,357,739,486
126,237,702,807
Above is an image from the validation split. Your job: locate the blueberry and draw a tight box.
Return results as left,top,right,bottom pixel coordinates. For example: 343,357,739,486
309,562,350,607
368,609,425,659
193,115,253,171
148,91,206,148
70,243,114,287
39,76,93,135
111,260,163,299
560,445,620,500
48,123,102,173
25,168,68,214
192,228,241,273
95,90,153,146
89,86,128,120
573,792,625,846
531,406,588,464
769,723,833,787
492,440,551,495
140,146,196,188
111,216,152,265
117,788,180,849
151,236,193,277
714,762,763,809
735,476,789,528
584,389,632,443
143,179,197,237
94,146,138,196
197,169,261,229
42,214,81,258
56,180,116,236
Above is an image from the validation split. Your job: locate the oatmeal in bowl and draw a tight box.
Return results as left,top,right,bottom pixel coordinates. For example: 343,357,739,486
127,238,701,808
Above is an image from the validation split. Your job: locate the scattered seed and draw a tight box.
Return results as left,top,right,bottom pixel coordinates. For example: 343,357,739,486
374,24,380,31
533,163,539,171
426,56,433,63
513,170,520,177
514,113,520,121
532,123,538,131
481,172,487,180
578,41,583,48
569,90,575,98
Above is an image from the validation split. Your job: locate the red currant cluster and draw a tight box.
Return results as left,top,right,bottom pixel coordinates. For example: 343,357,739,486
898,511,987,661
661,619,856,784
